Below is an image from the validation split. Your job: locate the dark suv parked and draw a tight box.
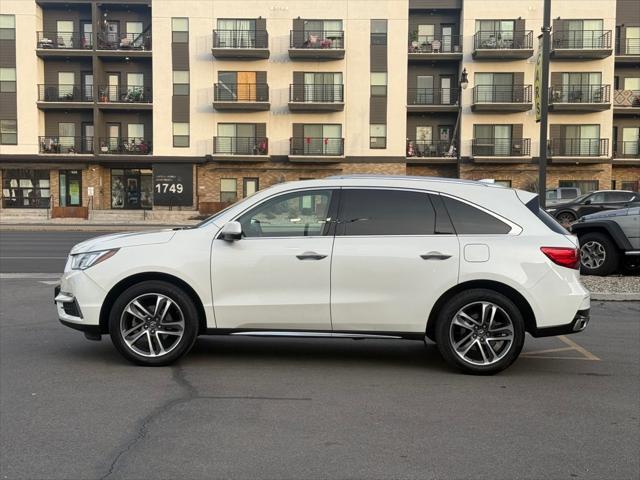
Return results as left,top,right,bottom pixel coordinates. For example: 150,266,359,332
545,190,639,227
571,207,640,275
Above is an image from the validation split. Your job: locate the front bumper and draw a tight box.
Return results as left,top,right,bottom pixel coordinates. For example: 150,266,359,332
529,308,590,337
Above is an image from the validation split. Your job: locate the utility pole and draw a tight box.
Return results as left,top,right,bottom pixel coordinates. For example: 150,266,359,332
537,0,551,208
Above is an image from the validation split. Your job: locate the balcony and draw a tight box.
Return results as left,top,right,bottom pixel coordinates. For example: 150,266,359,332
98,137,152,155
407,88,459,113
39,136,94,154
212,29,269,59
471,138,532,162
613,89,640,115
473,30,534,60
613,141,640,164
213,83,270,111
408,35,463,61
289,137,344,162
288,84,344,112
472,85,533,112
548,138,609,163
37,85,93,107
616,38,640,63
289,30,345,60
549,85,611,112
36,31,92,57
213,136,269,161
96,86,152,108
96,32,151,56
551,30,612,59
406,140,457,163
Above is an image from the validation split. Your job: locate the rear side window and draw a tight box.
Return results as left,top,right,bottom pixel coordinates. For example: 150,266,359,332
605,192,635,203
442,196,512,235
338,189,435,236
525,196,568,234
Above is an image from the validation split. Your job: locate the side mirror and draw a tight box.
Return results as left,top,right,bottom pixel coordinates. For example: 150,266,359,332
219,221,242,241
584,199,592,205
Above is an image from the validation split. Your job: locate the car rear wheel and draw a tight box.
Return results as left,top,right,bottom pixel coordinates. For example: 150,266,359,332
109,281,199,366
435,289,525,375
556,212,577,227
579,232,619,276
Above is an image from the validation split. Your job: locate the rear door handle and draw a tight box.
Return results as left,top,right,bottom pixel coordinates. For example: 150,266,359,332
296,251,328,261
420,252,452,260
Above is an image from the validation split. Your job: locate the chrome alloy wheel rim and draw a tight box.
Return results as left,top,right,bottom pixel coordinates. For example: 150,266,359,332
120,293,185,357
580,241,606,269
449,301,515,366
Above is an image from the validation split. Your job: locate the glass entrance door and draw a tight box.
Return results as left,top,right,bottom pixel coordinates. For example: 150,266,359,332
59,170,82,207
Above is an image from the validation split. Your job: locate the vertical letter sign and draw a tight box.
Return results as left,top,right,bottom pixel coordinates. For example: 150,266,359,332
534,34,543,123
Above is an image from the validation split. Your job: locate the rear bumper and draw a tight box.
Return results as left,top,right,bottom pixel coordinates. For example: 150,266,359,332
529,308,590,337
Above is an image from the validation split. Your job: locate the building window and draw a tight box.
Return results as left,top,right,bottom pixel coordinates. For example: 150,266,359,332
111,168,153,209
371,19,387,45
0,67,16,93
371,72,387,96
0,120,17,145
1,169,50,208
173,71,189,96
172,18,188,43
494,180,512,187
0,14,16,40
559,180,599,193
173,122,189,147
243,177,259,197
370,124,387,149
220,178,237,203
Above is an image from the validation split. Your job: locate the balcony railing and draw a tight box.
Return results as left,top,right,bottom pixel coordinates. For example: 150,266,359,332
613,141,640,158
616,38,640,55
214,136,268,155
37,31,92,50
552,30,612,49
407,88,458,105
406,140,454,158
473,85,532,103
214,83,269,102
614,89,640,107
98,137,152,155
38,84,93,102
548,138,608,157
97,32,151,51
549,85,610,104
474,30,533,50
472,138,531,157
97,85,152,103
289,84,344,103
213,29,268,49
290,30,344,49
290,137,344,156
39,136,94,154
408,34,462,53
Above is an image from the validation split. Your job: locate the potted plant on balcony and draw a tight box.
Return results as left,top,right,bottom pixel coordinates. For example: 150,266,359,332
409,30,419,51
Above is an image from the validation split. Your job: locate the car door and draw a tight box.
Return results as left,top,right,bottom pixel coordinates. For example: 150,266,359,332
211,188,337,330
577,192,605,217
330,188,460,333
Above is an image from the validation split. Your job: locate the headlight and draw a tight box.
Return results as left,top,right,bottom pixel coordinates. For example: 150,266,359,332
70,249,119,270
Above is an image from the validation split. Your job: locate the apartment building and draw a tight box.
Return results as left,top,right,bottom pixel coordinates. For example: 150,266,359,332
0,0,637,217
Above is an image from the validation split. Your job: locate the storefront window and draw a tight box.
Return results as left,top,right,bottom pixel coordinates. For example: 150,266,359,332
2,169,50,208
111,168,152,209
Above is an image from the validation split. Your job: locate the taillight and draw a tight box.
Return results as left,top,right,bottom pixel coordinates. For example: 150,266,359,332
540,247,580,270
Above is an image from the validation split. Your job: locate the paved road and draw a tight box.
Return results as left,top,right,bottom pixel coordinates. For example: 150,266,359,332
1,275,638,480
0,231,112,273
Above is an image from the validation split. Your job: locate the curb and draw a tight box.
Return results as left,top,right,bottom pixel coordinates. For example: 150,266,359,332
590,293,640,301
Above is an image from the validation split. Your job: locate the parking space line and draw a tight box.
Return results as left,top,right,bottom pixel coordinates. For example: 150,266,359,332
557,335,601,361
522,335,600,361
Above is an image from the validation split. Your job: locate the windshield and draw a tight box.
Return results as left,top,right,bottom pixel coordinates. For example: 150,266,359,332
196,201,242,228
571,193,591,204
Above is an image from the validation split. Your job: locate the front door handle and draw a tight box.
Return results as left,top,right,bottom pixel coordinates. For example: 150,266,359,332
420,252,452,260
296,251,328,261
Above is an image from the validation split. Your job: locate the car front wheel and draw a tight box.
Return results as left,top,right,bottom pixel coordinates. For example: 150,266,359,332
435,289,525,375
109,280,199,366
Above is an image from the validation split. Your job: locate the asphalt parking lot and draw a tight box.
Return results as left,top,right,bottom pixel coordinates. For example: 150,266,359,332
0,274,638,480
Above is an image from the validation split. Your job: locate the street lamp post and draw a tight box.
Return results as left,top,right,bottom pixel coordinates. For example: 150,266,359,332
449,68,468,158
537,0,552,208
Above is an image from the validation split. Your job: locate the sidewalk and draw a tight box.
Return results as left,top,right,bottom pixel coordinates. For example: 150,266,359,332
0,217,201,232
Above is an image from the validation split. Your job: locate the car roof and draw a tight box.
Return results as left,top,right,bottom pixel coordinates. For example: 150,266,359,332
326,174,500,187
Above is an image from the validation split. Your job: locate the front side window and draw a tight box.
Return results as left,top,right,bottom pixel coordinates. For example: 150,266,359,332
442,196,511,234
338,189,436,236
238,189,333,238
605,192,635,203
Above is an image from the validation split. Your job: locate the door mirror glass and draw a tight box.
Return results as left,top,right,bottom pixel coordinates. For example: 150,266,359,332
219,221,242,241
583,199,592,205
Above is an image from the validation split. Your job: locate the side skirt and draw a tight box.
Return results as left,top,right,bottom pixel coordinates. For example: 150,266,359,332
202,329,425,341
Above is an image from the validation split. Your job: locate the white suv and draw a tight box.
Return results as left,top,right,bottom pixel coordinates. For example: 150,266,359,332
55,176,590,374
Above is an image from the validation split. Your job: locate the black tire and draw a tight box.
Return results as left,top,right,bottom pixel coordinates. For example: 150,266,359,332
435,289,525,375
556,211,577,227
578,232,620,276
109,280,199,366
